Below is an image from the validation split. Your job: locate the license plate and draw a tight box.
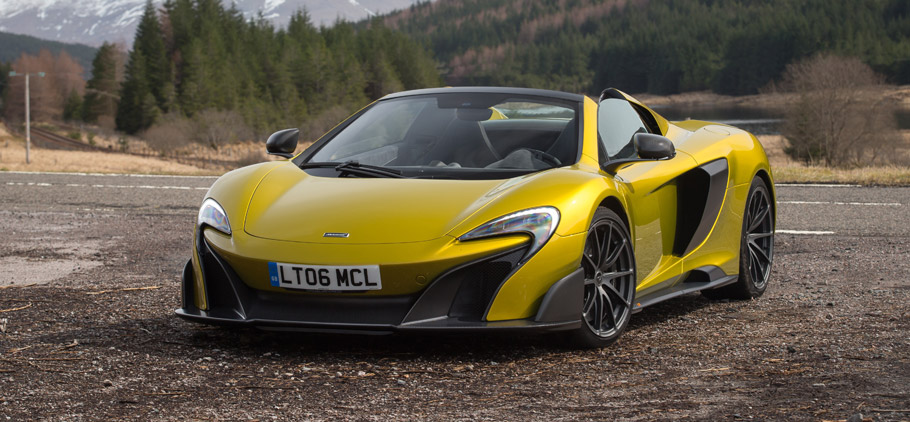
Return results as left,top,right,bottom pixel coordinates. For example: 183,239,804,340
268,262,381,291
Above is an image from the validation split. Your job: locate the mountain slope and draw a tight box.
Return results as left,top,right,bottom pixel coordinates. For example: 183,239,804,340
0,30,96,74
0,0,422,46
384,0,910,95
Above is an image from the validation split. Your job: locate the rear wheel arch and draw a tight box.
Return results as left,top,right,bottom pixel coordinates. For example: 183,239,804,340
753,168,776,226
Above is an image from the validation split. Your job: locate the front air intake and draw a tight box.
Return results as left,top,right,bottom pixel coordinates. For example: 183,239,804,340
447,248,526,321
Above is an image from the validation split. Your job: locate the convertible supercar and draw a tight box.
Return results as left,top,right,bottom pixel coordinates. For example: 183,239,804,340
176,87,776,347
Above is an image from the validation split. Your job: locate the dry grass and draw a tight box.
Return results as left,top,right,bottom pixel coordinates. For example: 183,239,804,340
0,120,312,175
2,121,908,184
0,141,219,175
0,123,217,175
637,85,910,109
757,134,910,186
770,164,910,185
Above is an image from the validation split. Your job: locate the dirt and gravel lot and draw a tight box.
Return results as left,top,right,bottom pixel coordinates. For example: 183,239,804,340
0,172,908,421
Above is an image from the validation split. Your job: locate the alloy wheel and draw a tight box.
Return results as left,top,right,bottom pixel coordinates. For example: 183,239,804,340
745,186,774,289
581,219,635,338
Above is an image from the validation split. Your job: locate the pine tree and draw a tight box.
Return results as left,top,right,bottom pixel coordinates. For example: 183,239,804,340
82,42,119,123
62,89,83,121
134,0,173,111
0,62,9,114
116,51,156,134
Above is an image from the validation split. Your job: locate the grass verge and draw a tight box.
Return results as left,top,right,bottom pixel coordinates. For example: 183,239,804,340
1,121,908,185
758,134,910,186
771,164,910,186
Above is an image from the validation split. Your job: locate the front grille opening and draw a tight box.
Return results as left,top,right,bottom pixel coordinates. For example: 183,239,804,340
202,252,239,311
448,248,525,321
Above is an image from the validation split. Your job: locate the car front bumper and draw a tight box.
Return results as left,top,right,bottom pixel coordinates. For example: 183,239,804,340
175,237,584,334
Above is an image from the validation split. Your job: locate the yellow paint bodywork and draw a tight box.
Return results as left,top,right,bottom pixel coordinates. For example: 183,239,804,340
190,91,774,322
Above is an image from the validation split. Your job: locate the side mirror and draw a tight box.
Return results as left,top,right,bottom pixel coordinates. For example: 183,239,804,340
633,133,675,160
266,128,299,159
602,133,676,174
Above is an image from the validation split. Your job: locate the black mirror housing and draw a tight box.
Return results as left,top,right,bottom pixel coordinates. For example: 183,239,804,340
633,132,675,160
266,128,299,159
602,133,676,174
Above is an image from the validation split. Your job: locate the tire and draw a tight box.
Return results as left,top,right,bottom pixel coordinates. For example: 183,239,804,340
569,207,636,348
703,176,774,300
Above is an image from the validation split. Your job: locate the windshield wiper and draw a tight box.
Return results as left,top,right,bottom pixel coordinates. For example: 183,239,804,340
299,160,406,178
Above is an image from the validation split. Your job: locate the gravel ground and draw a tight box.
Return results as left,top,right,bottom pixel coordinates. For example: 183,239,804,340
0,173,908,421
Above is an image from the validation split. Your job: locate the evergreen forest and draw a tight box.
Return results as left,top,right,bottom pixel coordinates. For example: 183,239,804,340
114,0,441,134
388,0,910,95
2,0,910,140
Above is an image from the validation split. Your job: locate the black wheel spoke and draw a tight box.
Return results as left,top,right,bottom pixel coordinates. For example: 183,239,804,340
749,202,769,232
600,286,617,327
599,224,613,268
748,232,773,241
604,269,634,280
603,279,632,308
592,227,603,266
749,241,770,265
583,291,595,314
582,253,598,273
751,248,763,281
593,289,604,330
603,239,626,268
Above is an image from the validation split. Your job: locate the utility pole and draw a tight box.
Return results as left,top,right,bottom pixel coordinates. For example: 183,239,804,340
8,71,46,164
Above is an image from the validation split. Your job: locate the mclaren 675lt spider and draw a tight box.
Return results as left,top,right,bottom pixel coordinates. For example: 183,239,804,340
177,87,776,347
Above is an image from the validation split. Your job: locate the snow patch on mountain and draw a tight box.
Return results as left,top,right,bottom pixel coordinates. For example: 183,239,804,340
0,0,424,46
263,0,286,13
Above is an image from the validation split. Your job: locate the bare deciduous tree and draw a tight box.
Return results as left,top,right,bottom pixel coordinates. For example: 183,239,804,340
140,112,195,154
298,106,352,143
194,110,252,151
141,110,253,154
4,49,85,122
780,54,904,167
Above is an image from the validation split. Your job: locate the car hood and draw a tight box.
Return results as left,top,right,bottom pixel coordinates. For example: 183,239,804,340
243,165,527,244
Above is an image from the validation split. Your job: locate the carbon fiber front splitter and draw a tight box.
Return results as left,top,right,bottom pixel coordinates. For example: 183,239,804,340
174,307,581,334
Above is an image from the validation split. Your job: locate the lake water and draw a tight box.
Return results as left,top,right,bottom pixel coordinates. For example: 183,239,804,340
650,104,910,135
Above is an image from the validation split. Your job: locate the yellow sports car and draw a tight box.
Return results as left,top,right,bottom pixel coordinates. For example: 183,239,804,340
177,87,775,347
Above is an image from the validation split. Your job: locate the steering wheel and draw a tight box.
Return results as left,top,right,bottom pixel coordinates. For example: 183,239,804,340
523,148,562,167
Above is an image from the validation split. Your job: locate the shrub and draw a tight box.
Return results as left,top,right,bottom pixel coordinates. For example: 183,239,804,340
236,149,265,167
299,106,353,143
195,110,252,151
780,55,904,167
141,113,195,154
117,137,129,152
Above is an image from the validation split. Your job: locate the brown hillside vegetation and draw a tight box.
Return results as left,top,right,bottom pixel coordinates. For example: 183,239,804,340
386,0,637,33
4,49,84,123
387,0,639,81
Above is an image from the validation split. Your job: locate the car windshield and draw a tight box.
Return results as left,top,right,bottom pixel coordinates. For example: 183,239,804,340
303,93,579,179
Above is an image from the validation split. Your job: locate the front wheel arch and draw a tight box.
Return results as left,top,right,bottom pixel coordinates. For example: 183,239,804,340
598,196,630,235
568,206,637,348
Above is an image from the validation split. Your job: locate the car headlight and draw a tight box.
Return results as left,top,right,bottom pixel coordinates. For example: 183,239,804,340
197,198,231,235
459,207,559,259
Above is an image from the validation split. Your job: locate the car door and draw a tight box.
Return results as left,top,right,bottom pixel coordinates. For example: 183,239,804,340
597,95,696,293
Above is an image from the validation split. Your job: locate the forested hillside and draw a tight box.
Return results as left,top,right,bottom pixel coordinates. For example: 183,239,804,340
114,0,440,135
386,0,910,95
0,31,97,78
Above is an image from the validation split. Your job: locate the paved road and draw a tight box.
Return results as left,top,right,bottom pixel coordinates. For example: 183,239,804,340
1,171,907,236
0,171,907,420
